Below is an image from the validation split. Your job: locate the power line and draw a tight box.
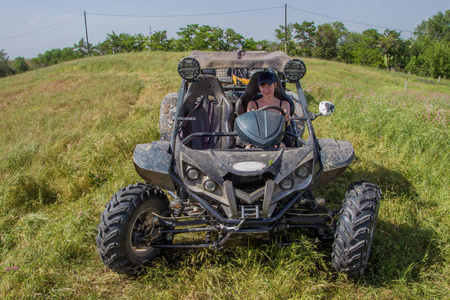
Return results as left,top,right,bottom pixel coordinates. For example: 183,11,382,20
0,6,285,48
0,15,83,42
87,6,285,18
288,5,414,34
0,5,415,45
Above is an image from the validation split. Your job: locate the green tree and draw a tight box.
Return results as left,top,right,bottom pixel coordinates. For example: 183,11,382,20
350,29,384,68
32,49,62,67
292,21,316,57
241,37,257,51
275,24,296,54
95,39,113,55
31,47,83,68
123,33,147,52
224,29,244,50
312,22,348,60
99,32,148,54
415,10,450,41
407,40,450,78
13,56,29,73
332,21,349,44
61,47,84,61
313,23,339,59
207,26,227,51
380,29,408,70
337,31,362,63
256,39,278,52
176,24,199,51
73,38,94,56
149,30,174,51
0,50,15,77
192,25,213,50
423,41,450,78
196,25,227,50
175,24,233,51
408,10,450,78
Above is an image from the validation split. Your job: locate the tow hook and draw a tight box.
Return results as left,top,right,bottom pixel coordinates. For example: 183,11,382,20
211,218,246,250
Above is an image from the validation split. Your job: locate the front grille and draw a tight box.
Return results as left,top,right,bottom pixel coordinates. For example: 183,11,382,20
224,172,274,192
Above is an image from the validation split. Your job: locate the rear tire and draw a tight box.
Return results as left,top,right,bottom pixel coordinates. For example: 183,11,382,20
331,181,381,277
159,93,178,141
96,183,169,275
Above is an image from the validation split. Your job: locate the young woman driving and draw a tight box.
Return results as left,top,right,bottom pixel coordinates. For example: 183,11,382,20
246,71,291,123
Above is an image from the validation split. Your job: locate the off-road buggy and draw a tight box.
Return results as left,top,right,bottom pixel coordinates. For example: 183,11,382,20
96,50,381,277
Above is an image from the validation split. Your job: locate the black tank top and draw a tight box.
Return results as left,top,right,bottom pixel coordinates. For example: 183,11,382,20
252,99,282,109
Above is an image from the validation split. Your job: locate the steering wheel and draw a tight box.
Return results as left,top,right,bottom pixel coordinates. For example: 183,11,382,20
256,105,286,116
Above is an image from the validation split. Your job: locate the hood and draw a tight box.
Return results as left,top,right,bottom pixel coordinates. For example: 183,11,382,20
175,137,315,186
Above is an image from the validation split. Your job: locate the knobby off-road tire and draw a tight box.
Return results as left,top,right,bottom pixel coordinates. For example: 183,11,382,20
96,183,169,275
331,181,382,277
159,93,178,141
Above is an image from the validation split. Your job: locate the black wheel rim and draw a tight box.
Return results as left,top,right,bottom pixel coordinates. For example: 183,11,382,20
130,208,158,257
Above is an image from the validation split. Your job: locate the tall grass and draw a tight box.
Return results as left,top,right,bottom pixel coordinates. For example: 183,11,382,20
0,52,448,299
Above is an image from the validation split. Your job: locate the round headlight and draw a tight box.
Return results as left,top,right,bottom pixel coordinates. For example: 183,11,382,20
186,167,200,180
178,57,200,81
296,165,310,178
280,178,294,190
203,179,216,192
283,58,306,82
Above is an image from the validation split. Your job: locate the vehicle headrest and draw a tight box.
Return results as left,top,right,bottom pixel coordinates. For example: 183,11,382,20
237,72,295,116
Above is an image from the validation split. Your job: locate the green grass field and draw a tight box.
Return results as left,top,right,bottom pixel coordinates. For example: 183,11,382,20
0,52,449,299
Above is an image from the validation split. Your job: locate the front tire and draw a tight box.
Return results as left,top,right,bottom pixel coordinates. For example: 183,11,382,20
331,181,382,277
96,183,169,275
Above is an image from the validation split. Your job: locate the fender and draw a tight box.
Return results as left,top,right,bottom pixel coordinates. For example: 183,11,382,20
133,141,175,191
312,138,355,188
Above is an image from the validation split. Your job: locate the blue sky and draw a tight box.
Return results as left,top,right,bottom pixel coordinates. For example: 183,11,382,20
1,0,448,58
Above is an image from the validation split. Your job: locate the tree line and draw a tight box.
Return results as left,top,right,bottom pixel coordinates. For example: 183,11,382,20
1,10,448,79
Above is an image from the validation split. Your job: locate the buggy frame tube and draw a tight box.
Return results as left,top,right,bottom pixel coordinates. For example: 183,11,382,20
152,223,278,249
170,168,307,226
181,132,237,145
295,80,324,180
171,80,188,149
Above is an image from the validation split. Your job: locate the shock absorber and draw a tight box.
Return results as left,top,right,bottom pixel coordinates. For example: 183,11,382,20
304,189,319,214
168,188,188,218
304,189,332,240
170,199,184,218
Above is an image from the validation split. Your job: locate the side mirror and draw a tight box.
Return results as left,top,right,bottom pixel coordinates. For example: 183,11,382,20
319,101,335,117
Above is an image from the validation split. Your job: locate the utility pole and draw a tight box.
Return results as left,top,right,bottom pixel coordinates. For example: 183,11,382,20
84,11,90,56
285,3,287,53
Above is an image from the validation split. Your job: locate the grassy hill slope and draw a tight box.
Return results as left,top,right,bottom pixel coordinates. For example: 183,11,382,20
0,52,449,299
